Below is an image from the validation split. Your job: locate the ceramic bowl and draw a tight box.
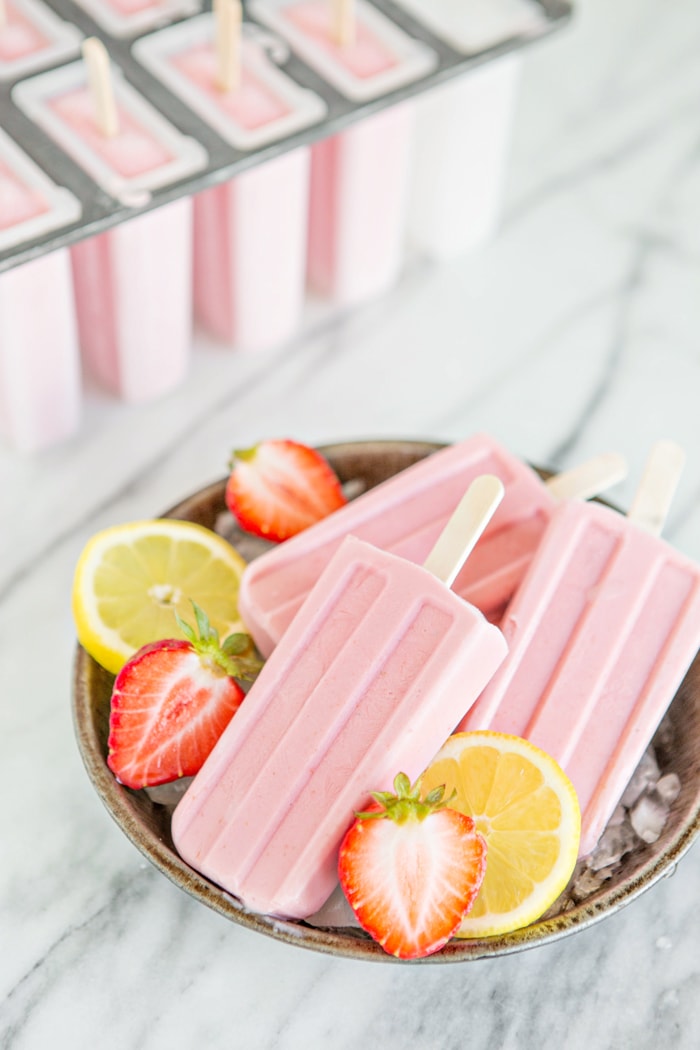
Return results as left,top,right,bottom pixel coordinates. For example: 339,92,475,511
72,440,700,962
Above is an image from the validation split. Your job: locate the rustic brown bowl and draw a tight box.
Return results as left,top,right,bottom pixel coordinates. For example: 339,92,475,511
72,440,700,962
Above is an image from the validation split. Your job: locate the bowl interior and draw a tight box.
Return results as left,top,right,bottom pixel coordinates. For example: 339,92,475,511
72,440,700,962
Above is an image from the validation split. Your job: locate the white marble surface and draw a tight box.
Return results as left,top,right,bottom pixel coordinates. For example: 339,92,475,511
2,0,700,1046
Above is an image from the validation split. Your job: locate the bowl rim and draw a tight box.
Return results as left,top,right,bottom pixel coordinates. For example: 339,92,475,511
71,438,700,963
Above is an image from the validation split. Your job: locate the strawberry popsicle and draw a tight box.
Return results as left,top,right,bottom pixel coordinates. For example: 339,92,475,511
0,129,82,453
238,434,627,656
394,0,548,259
134,11,326,350
409,55,521,260
72,0,198,39
0,0,81,80
459,441,700,856
248,0,437,306
13,45,208,403
173,475,508,918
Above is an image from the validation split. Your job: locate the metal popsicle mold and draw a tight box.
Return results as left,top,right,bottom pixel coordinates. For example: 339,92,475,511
0,0,572,275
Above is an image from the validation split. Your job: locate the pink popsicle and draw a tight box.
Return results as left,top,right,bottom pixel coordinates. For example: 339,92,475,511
70,199,192,403
248,0,437,307
134,16,326,350
459,445,700,856
238,434,626,657
0,2,48,62
284,1,398,78
72,0,198,39
59,82,192,402
0,0,80,79
0,131,81,453
192,150,310,350
48,88,174,177
173,477,507,918
14,50,207,403
0,160,48,227
170,45,293,129
307,102,415,306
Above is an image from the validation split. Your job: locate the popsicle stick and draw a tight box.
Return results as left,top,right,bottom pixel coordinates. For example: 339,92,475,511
423,475,504,588
0,0,6,32
627,440,686,536
544,452,628,502
332,0,355,48
215,0,243,93
82,38,119,139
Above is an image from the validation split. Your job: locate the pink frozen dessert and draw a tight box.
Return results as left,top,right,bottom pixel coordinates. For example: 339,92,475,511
134,13,326,350
0,128,81,452
72,0,199,40
0,0,81,80
13,48,208,404
173,476,508,918
459,441,700,856
238,433,627,657
248,0,437,306
394,0,549,259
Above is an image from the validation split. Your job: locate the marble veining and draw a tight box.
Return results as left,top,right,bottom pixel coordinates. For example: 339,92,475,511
2,0,700,1046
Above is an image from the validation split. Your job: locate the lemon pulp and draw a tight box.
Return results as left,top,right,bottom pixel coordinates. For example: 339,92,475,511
72,519,247,675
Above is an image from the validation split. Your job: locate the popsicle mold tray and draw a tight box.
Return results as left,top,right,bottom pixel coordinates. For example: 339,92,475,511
0,0,571,273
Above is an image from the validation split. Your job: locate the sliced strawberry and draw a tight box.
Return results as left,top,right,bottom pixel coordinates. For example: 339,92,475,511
107,604,262,790
225,439,347,542
338,774,487,959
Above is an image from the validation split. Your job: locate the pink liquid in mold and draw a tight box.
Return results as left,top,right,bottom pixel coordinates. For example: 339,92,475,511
104,0,164,14
0,2,49,62
0,161,49,228
171,45,292,128
48,88,173,177
285,0,398,79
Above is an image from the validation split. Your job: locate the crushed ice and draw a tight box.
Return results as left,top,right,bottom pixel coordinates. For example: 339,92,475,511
552,714,682,913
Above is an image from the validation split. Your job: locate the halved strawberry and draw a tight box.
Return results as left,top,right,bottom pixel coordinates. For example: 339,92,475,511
107,604,262,790
338,774,487,959
225,439,347,542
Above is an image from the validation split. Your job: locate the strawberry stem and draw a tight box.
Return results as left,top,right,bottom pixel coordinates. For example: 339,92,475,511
228,444,258,470
355,773,456,824
175,601,263,681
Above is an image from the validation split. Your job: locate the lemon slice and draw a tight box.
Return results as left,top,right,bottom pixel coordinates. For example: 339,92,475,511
420,732,581,938
72,519,247,675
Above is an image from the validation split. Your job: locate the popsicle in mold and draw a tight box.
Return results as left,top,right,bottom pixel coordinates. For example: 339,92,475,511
172,475,508,919
394,0,548,259
458,441,700,856
247,0,437,307
0,128,81,453
72,0,198,40
13,38,207,404
134,2,326,351
238,434,628,657
0,0,81,80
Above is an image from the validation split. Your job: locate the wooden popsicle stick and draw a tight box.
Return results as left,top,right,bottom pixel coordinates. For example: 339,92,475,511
215,0,243,94
82,37,119,139
0,0,7,32
332,0,355,48
627,440,686,536
423,475,504,588
544,452,628,501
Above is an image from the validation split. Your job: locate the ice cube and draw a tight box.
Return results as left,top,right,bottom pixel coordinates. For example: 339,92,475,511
654,773,681,806
619,747,660,807
588,820,637,871
630,794,668,844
